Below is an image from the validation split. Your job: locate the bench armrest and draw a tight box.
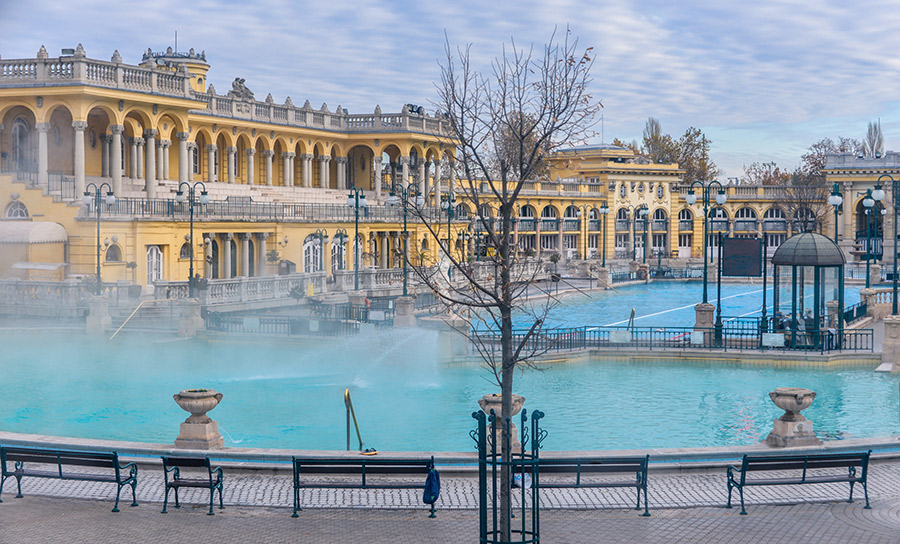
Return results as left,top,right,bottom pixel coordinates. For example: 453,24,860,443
726,465,740,483
211,466,224,483
119,462,138,481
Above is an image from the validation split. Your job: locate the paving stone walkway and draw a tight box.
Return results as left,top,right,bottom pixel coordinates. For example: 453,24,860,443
2,459,899,543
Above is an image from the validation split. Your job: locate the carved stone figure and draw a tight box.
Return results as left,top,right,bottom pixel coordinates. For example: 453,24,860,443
228,78,254,101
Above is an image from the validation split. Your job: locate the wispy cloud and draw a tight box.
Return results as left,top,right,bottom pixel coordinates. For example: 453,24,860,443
3,0,900,177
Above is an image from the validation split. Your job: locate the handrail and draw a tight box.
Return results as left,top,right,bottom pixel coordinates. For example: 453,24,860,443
344,388,364,452
109,300,148,340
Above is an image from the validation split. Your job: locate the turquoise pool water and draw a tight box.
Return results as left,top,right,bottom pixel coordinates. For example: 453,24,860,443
0,306,893,453
515,282,861,330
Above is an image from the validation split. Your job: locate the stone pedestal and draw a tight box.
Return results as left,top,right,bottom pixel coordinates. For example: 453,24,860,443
85,296,111,334
882,315,900,373
765,387,821,447
178,300,205,337
629,261,640,273
393,296,416,328
173,389,224,449
870,264,882,289
596,267,611,288
694,303,715,346
638,263,650,282
478,393,525,452
348,291,367,308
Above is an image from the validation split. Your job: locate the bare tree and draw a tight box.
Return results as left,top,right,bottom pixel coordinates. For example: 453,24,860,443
801,136,863,176
784,168,829,233
740,161,791,186
412,29,599,540
864,120,884,158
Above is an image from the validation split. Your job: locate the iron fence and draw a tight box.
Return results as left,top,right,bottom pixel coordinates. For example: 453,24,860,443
205,312,360,336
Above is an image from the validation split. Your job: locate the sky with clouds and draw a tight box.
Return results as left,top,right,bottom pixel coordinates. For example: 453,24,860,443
3,0,900,179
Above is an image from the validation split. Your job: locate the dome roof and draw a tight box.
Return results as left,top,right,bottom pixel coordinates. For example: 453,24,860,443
771,232,845,266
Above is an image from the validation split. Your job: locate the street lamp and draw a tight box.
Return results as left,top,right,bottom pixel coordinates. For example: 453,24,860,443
440,193,456,280
828,183,843,243
863,189,875,288
175,181,210,297
314,228,329,273
333,228,348,275
457,230,472,262
627,205,649,262
874,175,900,314
346,188,367,290
83,182,115,296
598,202,609,268
387,185,424,296
685,180,727,304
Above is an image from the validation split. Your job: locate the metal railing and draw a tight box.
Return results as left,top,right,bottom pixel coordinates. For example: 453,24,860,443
205,312,360,336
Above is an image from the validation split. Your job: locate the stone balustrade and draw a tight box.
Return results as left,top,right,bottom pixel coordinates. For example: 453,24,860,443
860,287,895,320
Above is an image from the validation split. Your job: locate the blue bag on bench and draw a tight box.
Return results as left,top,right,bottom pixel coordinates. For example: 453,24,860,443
423,468,440,505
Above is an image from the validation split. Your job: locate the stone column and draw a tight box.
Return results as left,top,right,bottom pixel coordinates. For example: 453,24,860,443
399,155,409,189
337,157,348,190
129,137,139,179
36,122,49,187
239,233,250,277
381,232,389,269
204,234,215,278
288,152,296,186
187,142,196,180
222,233,233,279
257,232,269,276
110,125,124,194
694,303,716,346
73,121,88,197
319,156,330,188
374,159,383,197
282,152,291,186
163,141,172,180
264,150,273,186
418,159,426,196
881,315,900,372
227,146,236,183
246,148,256,185
206,145,216,183
448,159,456,195
144,129,157,198
176,132,189,184
137,138,145,180
433,159,442,207
842,181,854,256
100,134,111,178
300,154,312,187
156,140,165,181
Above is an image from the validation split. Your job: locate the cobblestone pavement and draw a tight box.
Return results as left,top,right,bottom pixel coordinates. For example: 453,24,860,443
2,460,900,543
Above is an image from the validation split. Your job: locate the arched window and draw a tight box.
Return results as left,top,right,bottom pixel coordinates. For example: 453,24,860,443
735,207,758,219
192,145,201,175
303,234,322,272
519,205,535,218
179,242,192,259
616,208,629,221
11,117,30,172
105,244,122,262
564,205,579,218
479,204,493,218
540,206,558,218
5,201,28,219
764,207,785,219
332,235,346,273
653,209,667,221
455,204,469,219
678,208,693,221
708,207,729,219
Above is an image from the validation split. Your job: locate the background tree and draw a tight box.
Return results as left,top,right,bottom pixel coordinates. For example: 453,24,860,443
641,117,678,164
801,136,863,176
863,120,884,158
677,126,721,182
784,167,829,233
740,161,791,185
415,29,599,540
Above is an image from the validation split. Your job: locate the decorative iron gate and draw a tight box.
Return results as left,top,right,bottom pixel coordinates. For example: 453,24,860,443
471,408,546,544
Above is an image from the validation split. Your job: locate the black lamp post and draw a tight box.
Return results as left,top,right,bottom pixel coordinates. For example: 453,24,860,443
82,182,115,296
828,183,843,243
387,185,424,296
314,228,329,273
346,188,367,290
599,202,609,268
628,204,648,262
874,175,899,314
175,181,209,297
440,193,456,281
863,189,875,288
685,180,727,304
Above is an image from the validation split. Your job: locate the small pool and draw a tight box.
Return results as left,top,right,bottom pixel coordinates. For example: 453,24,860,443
1,314,893,452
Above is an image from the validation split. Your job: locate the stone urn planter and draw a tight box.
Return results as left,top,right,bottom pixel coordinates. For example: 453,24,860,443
173,389,224,449
765,387,821,447
478,393,525,452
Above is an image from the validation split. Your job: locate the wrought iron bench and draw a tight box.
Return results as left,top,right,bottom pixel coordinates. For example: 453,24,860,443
291,456,438,518
0,445,138,512
533,455,651,516
726,451,871,515
161,456,224,515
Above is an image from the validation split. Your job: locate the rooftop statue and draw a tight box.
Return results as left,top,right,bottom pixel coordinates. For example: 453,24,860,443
228,78,254,101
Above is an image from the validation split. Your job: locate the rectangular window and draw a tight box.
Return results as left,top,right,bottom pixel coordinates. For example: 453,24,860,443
540,234,557,250
563,234,578,249
615,234,627,249
678,234,692,248
193,146,200,175
518,234,535,250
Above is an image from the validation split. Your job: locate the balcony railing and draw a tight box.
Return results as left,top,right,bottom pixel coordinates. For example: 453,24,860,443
651,220,668,231
563,219,580,231
678,220,693,231
734,219,759,232
762,220,786,231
